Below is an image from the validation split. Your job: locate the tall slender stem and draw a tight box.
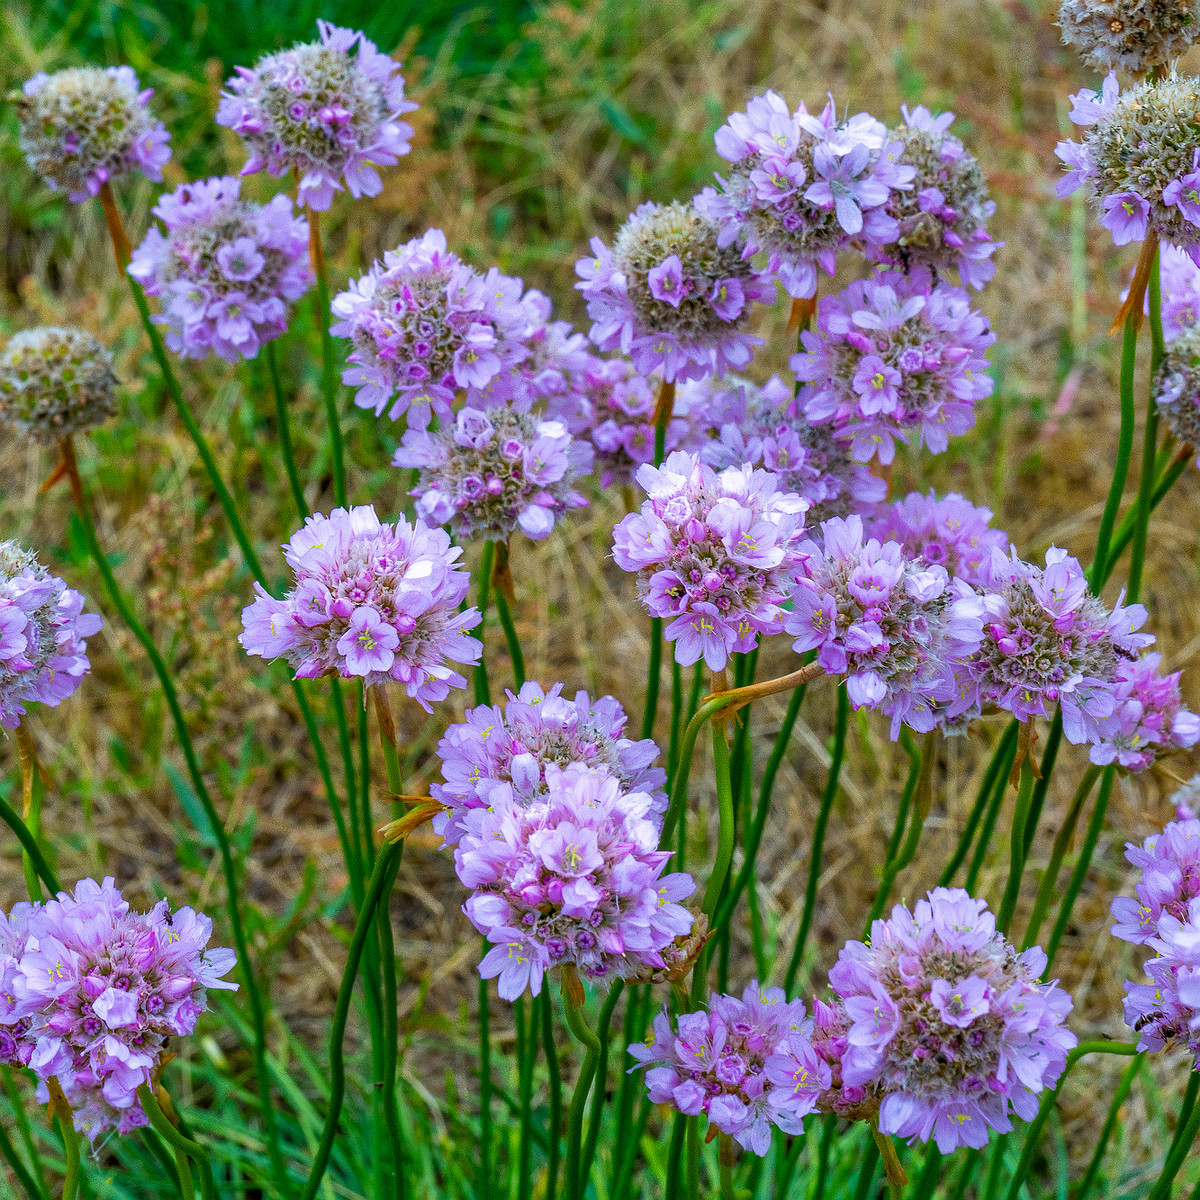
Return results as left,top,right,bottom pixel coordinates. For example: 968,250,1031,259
46,1079,79,1200
494,585,526,689
997,753,1036,934
1148,1070,1200,1200
642,618,663,741
580,981,624,1184
718,1133,735,1200
307,207,347,507
1074,1053,1143,1200
785,685,848,994
1128,249,1163,604
939,722,1017,887
701,718,737,925
0,792,57,897
267,340,310,521
136,1086,216,1200
542,987,562,1200
516,994,536,1200
14,724,44,902
0,1113,45,1200
561,966,602,1200
652,379,676,466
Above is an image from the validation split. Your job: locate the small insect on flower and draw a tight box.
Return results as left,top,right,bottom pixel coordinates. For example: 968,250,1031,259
217,20,417,212
1059,0,1200,76
128,177,313,362
14,67,170,201
0,541,102,729
0,327,118,444
238,506,481,711
575,200,772,381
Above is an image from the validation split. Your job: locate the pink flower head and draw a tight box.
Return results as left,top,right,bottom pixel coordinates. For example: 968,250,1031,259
128,177,312,363
612,450,809,670
238,505,481,711
1091,652,1200,772
792,268,994,464
629,983,828,1154
217,20,417,211
822,888,1076,1152
697,89,915,299
459,764,694,998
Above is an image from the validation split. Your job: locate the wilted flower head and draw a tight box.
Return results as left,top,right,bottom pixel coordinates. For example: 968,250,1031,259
15,67,170,201
612,450,809,671
1113,798,1200,1069
957,546,1153,743
792,268,995,464
238,505,481,711
0,877,236,1141
0,327,117,444
431,680,667,847
128,177,312,362
629,983,828,1155
784,515,984,737
459,764,695,998
1091,651,1200,771
1056,73,1200,253
1059,0,1199,75
695,90,914,298
871,106,1001,288
1154,325,1200,458
692,374,886,522
331,228,530,428
867,491,1008,589
394,400,592,542
824,888,1077,1152
216,20,416,211
575,200,771,381
0,542,102,730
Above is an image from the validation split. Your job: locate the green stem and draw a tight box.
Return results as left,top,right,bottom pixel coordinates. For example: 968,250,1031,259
472,542,495,708
308,209,347,507
785,685,848,994
661,696,731,849
1074,1053,1142,1200
267,340,309,520
965,740,1016,893
136,1087,216,1200
866,730,931,930
543,985,562,1200
517,994,536,1200
52,1100,80,1200
494,585,526,689
2,1066,48,1200
1105,450,1189,580
0,793,57,896
664,1110,687,1200
686,1106,699,1200
1149,1072,1200,1200
1128,249,1163,604
667,657,684,779
580,981,624,1185
718,1133,735,1200
299,842,404,1200
997,752,1035,935
330,679,363,899
702,722,737,924
1021,709,1063,860
562,971,602,1200
1022,764,1101,950
642,618,663,741
0,1116,45,1200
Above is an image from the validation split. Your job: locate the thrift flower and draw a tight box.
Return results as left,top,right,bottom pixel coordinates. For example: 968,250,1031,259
1153,325,1200,457
1091,652,1200,771
629,983,828,1155
792,268,995,464
238,505,481,711
0,542,101,729
823,888,1077,1151
128,177,312,362
866,491,1008,589
458,764,695,997
217,20,416,211
394,399,592,542
0,327,117,443
574,201,772,382
612,450,809,671
0,877,235,1141
15,67,170,201
696,90,915,298
1059,0,1200,75
331,228,530,428
784,515,985,737
431,680,667,847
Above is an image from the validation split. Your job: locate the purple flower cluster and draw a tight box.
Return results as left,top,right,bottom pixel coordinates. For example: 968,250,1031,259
695,90,914,298
1091,653,1200,772
238,505,481,711
1153,325,1200,457
612,451,809,671
331,228,529,429
431,681,667,848
693,374,886,523
394,400,592,542
575,200,772,382
866,491,1008,590
628,983,828,1154
459,764,695,998
16,67,170,202
1056,73,1200,255
0,542,102,730
0,878,236,1141
958,546,1152,744
1113,798,1200,1069
1132,244,1200,342
784,516,984,737
217,20,416,211
822,889,1076,1152
872,105,1001,289
792,268,995,464
128,177,312,362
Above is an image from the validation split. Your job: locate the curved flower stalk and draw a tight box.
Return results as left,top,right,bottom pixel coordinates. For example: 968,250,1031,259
696,89,914,299
128,176,313,361
217,19,416,211
14,66,170,201
792,267,995,463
